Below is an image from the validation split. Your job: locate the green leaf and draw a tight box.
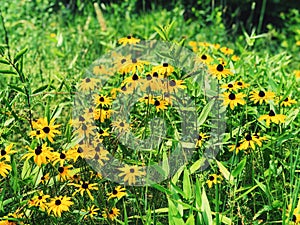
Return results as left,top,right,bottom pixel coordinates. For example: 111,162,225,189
14,47,28,63
232,158,247,177
8,84,26,95
216,160,234,185
198,99,215,126
185,214,195,225
0,69,17,75
201,187,213,225
183,168,192,200
0,57,10,65
32,84,49,95
21,159,32,180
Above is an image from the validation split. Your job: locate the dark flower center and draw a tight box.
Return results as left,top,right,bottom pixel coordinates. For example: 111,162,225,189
94,154,100,160
154,100,160,106
60,153,66,159
41,176,46,180
292,214,296,222
237,82,242,86
258,91,265,97
284,97,289,102
38,196,43,200
121,85,127,91
216,64,224,72
77,147,83,153
35,146,42,155
209,176,215,181
201,54,207,60
119,122,125,127
99,97,105,102
55,199,61,205
163,63,168,67
85,78,91,83
82,182,89,189
146,74,152,80
129,168,135,173
198,135,202,140
132,74,139,80
42,126,50,134
99,129,104,134
82,124,87,131
229,93,236,100
127,36,131,39
228,84,233,88
58,167,64,173
153,72,158,78
79,116,85,122
1,150,6,156
236,142,241,147
112,189,118,195
36,130,41,135
245,134,252,141
109,210,114,214
268,110,275,117
89,108,93,113
121,59,126,64
132,58,137,63
169,80,176,87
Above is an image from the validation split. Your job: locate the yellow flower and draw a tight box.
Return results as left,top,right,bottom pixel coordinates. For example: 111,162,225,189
294,70,300,79
94,94,112,107
107,186,126,200
231,55,240,61
28,191,50,211
163,79,186,93
220,82,239,92
279,97,297,107
250,90,275,104
68,181,98,201
221,92,246,110
0,161,11,178
220,46,234,55
79,77,99,91
196,132,209,147
234,80,250,89
296,40,300,46
81,205,100,219
229,142,244,154
196,53,213,64
258,110,286,127
22,143,53,167
118,35,140,45
206,174,222,188
0,143,16,162
57,165,73,181
47,196,73,217
118,164,146,185
208,64,233,80
240,133,265,150
152,63,175,77
152,97,169,112
32,117,61,143
102,207,120,221
111,119,132,133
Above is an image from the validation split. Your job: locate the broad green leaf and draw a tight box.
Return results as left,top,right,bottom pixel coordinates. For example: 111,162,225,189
0,57,10,65
185,213,195,225
21,158,31,180
232,158,247,177
216,160,234,185
190,158,206,175
198,99,215,126
201,187,213,225
8,84,26,95
0,69,17,75
32,84,49,95
183,168,192,200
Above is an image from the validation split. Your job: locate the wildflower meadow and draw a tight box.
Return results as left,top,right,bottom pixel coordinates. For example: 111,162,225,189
0,0,299,224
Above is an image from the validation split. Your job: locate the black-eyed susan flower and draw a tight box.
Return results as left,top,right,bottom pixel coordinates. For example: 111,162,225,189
152,97,169,112
196,53,213,64
22,143,53,167
74,122,97,138
94,94,112,108
198,41,211,48
0,143,16,162
294,70,300,79
220,82,238,92
52,151,72,166
240,133,265,150
220,46,234,55
221,92,246,110
250,90,275,104
258,110,286,127
211,43,220,50
47,196,73,217
279,97,297,107
229,142,244,154
93,108,112,122
163,79,186,93
93,64,112,76
111,119,131,133
79,77,99,91
152,63,174,77
68,181,98,201
39,173,50,184
118,35,140,45
97,128,110,138
287,204,300,224
118,164,146,185
32,117,61,143
188,41,198,52
206,174,222,188
28,191,50,211
102,207,120,221
234,80,250,89
196,132,209,147
231,55,240,61
81,205,100,219
119,58,149,74
0,161,11,178
209,64,233,80
107,186,126,200
65,145,82,163
57,165,73,181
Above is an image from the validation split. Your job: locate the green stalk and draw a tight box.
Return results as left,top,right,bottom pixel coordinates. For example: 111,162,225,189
257,0,267,34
